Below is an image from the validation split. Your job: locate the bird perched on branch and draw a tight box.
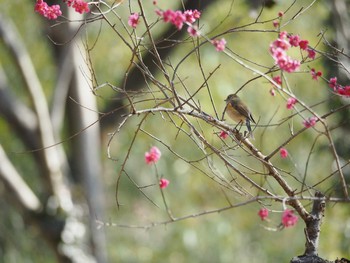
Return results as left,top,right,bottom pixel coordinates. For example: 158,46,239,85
223,94,256,139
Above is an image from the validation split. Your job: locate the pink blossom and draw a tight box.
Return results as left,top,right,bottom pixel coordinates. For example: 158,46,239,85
172,10,186,30
157,9,201,31
212,38,226,52
152,0,157,5
281,209,298,227
270,39,290,51
270,33,300,73
278,11,284,17
286,97,297,109
258,208,269,221
219,130,229,139
272,76,282,86
289,34,301,47
311,68,322,80
279,31,288,39
128,13,140,28
303,117,317,128
280,148,288,159
307,48,316,59
269,88,276,96
329,77,338,89
159,178,170,189
145,146,161,164
299,40,309,50
272,20,279,28
35,0,62,20
187,26,199,37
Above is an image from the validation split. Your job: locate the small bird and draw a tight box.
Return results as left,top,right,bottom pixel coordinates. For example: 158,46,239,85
223,94,256,138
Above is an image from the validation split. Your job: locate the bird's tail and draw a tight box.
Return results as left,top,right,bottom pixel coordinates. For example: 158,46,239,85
246,119,255,139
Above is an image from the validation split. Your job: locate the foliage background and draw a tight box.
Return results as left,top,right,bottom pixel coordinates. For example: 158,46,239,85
0,0,349,262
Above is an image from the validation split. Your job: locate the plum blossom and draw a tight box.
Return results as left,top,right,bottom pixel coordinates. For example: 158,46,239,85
63,0,90,14
35,0,62,20
311,68,322,80
299,40,309,50
187,26,199,37
303,117,317,128
289,34,301,47
328,77,350,97
272,76,282,86
212,38,226,52
145,146,162,164
286,97,297,109
270,88,276,96
270,32,314,73
281,209,298,227
307,48,316,60
156,9,201,33
159,178,170,189
258,208,269,221
128,13,139,28
280,148,288,159
219,130,229,139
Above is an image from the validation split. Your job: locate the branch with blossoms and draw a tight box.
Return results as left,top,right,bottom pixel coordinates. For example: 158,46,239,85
34,0,350,261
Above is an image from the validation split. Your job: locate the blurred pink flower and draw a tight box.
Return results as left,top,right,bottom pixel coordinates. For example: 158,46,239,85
311,68,322,80
212,38,226,52
128,13,140,28
145,146,161,164
258,208,269,221
281,209,298,227
303,117,317,128
286,97,297,109
159,178,170,189
280,148,288,159
219,130,229,139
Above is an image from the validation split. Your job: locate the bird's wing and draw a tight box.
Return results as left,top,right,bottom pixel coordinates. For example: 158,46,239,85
249,113,256,124
230,101,251,120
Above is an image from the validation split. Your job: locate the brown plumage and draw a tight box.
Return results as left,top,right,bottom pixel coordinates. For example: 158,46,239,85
224,94,256,138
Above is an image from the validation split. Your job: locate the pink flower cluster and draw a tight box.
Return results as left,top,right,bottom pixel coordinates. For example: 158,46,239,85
35,0,62,20
35,0,89,20
303,117,317,128
156,9,201,31
145,146,162,165
286,97,297,109
128,13,139,28
281,209,298,227
212,38,227,52
269,32,301,73
329,77,350,97
63,0,90,14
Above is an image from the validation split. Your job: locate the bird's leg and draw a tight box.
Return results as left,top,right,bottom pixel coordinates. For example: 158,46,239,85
234,121,244,135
